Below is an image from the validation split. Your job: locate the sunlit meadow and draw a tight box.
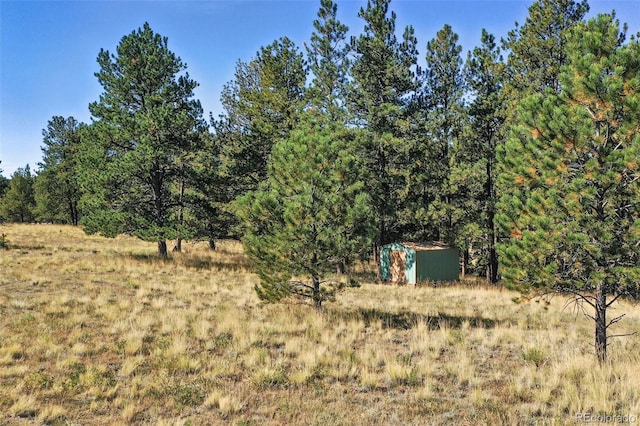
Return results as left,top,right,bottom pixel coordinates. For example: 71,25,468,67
1,224,639,425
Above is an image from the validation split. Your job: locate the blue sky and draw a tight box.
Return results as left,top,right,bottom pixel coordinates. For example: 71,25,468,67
1,0,638,177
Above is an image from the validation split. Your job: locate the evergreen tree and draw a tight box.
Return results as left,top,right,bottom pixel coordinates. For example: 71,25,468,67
497,15,640,363
350,0,419,260
407,24,465,244
215,37,307,200
0,162,9,199
306,0,351,122
34,116,83,225
503,0,589,95
235,113,374,308
0,162,9,248
495,0,589,278
502,0,589,110
79,23,206,258
186,131,237,249
453,29,504,281
0,165,35,223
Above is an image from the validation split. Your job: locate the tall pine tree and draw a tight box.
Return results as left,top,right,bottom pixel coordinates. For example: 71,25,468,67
350,0,419,261
79,23,206,258
215,37,307,201
452,29,504,281
409,24,465,244
497,15,640,363
306,0,351,122
494,0,589,279
502,0,589,95
34,116,83,225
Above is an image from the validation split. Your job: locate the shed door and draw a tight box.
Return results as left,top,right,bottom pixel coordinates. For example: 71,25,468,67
390,250,406,284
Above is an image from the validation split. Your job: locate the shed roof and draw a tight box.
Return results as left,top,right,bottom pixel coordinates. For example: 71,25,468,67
391,242,452,251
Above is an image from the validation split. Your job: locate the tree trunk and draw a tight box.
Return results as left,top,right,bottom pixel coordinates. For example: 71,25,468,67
173,180,185,253
310,221,322,308
152,163,167,259
158,240,168,259
337,260,346,275
462,247,468,278
488,244,498,283
312,275,322,309
376,138,387,284
377,215,385,283
486,157,499,284
206,223,216,250
373,243,381,283
68,199,78,226
595,281,607,364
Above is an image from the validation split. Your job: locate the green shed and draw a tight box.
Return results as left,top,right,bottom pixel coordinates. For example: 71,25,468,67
380,242,459,284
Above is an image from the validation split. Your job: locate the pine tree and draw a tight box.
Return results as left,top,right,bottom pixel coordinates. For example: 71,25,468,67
350,0,419,260
0,162,9,199
186,131,237,249
0,162,9,248
306,0,351,122
502,0,589,96
79,23,206,258
407,24,465,244
34,116,83,225
497,15,640,363
495,0,589,279
452,29,504,281
235,113,374,308
215,37,307,200
0,165,35,223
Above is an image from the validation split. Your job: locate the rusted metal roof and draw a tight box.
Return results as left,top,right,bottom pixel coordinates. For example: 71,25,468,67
399,241,451,251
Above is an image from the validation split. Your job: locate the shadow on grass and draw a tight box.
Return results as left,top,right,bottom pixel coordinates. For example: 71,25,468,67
9,244,47,251
125,252,168,263
325,306,511,330
121,252,253,272
180,254,253,272
350,269,378,284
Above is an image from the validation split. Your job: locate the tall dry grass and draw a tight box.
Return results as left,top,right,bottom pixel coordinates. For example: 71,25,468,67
1,223,639,425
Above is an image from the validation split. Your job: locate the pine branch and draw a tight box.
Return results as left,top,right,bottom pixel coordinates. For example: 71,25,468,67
605,292,624,308
555,287,596,309
605,313,625,330
607,332,637,341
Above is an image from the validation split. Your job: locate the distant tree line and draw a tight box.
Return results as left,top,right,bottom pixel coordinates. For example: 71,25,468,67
1,0,638,361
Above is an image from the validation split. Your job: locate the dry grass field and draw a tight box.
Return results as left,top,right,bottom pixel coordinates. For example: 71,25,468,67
1,224,639,425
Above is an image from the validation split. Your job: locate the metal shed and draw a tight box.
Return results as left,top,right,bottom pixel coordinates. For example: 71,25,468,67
380,242,459,284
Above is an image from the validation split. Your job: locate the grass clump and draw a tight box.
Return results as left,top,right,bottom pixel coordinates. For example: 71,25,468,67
0,233,8,249
522,348,546,368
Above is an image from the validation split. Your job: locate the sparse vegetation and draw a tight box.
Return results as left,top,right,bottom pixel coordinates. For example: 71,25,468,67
2,1,638,370
1,224,639,424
